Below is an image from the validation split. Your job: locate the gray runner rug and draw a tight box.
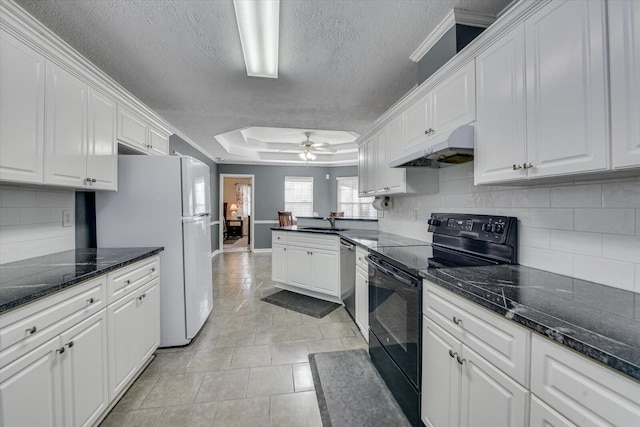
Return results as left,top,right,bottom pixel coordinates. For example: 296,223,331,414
261,290,340,318
309,349,411,427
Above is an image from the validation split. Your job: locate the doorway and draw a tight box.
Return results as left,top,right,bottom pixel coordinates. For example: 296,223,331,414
220,174,255,252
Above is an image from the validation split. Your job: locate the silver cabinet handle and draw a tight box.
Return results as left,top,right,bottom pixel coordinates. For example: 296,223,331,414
66,341,74,348
124,279,131,285
142,293,147,298
25,326,37,335
56,347,65,354
86,297,95,305
523,162,534,169
283,248,286,251
424,128,435,135
456,355,465,365
512,164,522,170
452,316,462,325
137,295,143,301
448,349,457,358
150,267,156,273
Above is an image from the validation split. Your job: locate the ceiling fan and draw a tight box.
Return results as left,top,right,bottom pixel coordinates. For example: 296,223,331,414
294,132,336,161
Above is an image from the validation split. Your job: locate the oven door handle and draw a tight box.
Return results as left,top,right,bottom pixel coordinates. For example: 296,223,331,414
367,256,419,288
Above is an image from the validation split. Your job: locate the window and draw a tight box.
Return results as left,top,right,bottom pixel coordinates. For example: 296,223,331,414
337,177,376,219
284,176,313,219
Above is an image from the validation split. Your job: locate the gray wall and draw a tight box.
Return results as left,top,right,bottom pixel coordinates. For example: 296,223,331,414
217,164,358,248
169,135,220,252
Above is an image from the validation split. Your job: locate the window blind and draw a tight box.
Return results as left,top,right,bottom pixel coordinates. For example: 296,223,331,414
284,176,314,218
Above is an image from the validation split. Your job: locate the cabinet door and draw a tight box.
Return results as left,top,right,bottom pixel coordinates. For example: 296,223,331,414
287,246,312,289
311,249,339,296
525,0,608,178
404,92,430,149
474,25,527,184
0,337,63,427
0,30,45,184
117,105,148,150
44,63,88,187
60,311,108,427
106,291,140,401
609,0,640,169
87,88,117,190
384,116,406,193
272,244,288,283
357,144,367,196
421,317,462,427
430,61,476,138
139,279,160,363
364,138,376,195
148,126,169,156
530,395,576,427
459,345,528,427
354,267,368,340
375,128,389,194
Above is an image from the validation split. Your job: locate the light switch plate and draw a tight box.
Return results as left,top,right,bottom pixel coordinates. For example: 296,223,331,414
62,210,73,227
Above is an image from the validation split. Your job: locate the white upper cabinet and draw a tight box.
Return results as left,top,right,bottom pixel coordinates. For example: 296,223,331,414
44,62,88,188
430,61,476,140
383,115,407,194
87,88,117,191
609,0,640,169
357,144,367,196
404,92,430,150
524,0,608,178
0,30,45,184
148,125,169,156
117,106,170,156
364,137,376,195
475,25,527,184
475,0,609,184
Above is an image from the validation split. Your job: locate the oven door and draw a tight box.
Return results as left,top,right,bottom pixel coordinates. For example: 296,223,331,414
368,254,421,387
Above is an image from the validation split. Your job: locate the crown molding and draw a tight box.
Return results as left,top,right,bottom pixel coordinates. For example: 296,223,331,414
409,9,497,63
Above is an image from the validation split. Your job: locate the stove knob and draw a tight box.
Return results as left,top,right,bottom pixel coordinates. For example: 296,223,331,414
432,219,442,226
481,223,491,232
427,219,433,225
494,224,505,234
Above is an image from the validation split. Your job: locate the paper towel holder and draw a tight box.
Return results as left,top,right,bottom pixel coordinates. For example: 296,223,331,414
372,196,392,211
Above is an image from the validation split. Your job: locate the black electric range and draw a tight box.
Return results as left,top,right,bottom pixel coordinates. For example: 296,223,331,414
368,213,518,427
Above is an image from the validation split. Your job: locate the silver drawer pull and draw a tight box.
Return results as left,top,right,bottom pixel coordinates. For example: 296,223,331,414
456,355,465,365
25,326,37,335
86,297,95,305
124,279,131,285
56,347,65,354
452,316,462,325
448,349,457,358
66,341,74,348
150,267,156,273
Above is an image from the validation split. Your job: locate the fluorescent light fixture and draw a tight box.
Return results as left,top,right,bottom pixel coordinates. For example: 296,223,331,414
233,0,280,78
299,151,316,161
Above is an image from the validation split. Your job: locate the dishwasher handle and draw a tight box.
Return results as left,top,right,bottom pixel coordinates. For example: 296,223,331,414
340,239,355,251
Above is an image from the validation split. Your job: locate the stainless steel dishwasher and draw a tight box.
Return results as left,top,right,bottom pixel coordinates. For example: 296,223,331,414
340,238,356,320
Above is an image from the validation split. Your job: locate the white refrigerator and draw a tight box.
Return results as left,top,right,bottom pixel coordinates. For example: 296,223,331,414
96,155,213,347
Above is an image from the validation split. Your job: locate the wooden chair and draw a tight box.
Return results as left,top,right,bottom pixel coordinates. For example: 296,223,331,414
330,211,344,217
278,211,293,226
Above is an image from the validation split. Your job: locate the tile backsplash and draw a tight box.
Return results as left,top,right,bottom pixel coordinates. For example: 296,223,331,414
0,185,75,264
378,162,640,293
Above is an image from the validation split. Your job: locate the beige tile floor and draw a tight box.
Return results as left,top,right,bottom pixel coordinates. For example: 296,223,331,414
100,251,367,427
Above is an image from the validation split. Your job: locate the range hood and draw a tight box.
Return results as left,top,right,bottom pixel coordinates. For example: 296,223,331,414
388,124,475,168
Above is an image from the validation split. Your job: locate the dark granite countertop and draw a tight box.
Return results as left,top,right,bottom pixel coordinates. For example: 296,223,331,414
0,247,164,314
421,264,640,382
296,216,378,222
271,226,429,249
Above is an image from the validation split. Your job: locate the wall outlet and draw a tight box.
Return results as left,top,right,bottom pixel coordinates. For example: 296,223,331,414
62,210,73,227
409,210,418,222
326,174,330,179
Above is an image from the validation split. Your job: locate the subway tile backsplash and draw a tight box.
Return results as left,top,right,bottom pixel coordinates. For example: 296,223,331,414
378,162,640,292
0,186,75,264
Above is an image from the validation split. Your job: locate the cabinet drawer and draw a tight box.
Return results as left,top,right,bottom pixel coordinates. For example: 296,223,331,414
0,276,106,368
423,280,530,387
288,232,338,250
530,334,640,426
272,231,288,244
355,246,368,271
106,256,159,304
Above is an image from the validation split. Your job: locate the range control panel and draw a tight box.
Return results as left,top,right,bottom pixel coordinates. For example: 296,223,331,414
428,213,517,244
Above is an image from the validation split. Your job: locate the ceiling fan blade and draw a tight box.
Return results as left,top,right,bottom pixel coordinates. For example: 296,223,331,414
312,147,337,153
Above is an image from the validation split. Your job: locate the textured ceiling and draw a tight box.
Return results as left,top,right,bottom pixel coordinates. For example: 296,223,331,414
15,0,511,164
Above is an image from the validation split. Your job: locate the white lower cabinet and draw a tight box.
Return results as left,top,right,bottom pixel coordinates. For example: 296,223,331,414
271,231,340,299
355,265,368,341
0,256,161,427
107,277,160,401
530,334,640,426
421,317,528,427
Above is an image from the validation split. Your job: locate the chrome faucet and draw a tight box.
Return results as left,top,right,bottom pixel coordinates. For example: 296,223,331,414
323,217,336,229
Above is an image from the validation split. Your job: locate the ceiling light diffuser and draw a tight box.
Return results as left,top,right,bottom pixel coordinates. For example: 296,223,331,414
233,0,280,78
299,151,316,161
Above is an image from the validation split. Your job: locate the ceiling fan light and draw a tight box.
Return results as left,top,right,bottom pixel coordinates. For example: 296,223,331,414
298,151,316,161
233,0,280,78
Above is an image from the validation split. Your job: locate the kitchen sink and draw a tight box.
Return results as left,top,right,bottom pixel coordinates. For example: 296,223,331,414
299,227,348,232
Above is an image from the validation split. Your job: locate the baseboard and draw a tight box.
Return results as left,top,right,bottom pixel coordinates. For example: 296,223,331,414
211,249,222,258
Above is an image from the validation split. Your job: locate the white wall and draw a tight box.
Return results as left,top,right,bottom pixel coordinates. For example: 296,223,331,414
0,185,75,264
378,162,640,293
